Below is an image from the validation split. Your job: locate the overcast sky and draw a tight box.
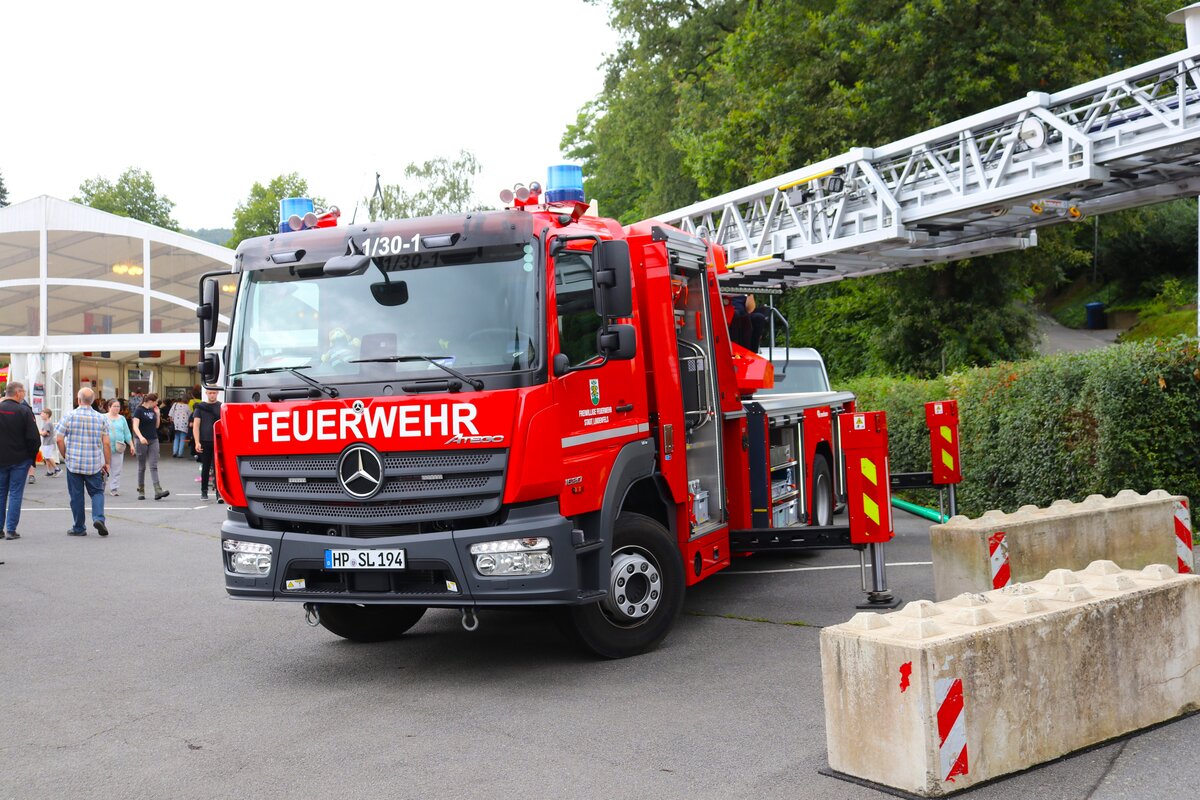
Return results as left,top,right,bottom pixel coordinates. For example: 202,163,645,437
1,1,619,231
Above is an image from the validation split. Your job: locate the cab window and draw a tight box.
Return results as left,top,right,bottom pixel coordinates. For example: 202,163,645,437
554,251,600,366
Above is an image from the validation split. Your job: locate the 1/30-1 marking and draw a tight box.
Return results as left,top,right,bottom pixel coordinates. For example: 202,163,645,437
361,234,421,257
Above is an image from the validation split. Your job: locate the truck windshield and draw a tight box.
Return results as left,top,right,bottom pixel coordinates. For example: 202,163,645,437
228,241,540,387
758,361,829,394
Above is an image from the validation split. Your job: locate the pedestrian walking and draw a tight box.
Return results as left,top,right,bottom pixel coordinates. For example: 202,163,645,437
38,409,62,476
131,392,169,501
191,388,223,502
55,387,111,537
169,399,191,457
105,398,133,496
0,382,41,540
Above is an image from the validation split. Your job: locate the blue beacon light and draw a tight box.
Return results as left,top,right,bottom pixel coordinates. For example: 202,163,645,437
279,197,314,233
545,165,585,204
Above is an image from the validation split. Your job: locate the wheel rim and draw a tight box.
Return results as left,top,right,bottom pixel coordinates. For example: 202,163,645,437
815,471,832,525
601,546,662,625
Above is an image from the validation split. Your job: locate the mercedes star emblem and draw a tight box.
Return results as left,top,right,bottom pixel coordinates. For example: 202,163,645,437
337,443,385,499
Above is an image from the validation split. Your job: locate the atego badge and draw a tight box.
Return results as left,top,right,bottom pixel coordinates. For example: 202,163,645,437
337,443,385,499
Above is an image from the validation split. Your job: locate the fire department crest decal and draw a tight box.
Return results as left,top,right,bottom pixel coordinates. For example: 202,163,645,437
589,378,600,406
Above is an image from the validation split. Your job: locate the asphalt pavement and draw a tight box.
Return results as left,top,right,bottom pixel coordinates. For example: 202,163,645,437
1,447,1195,799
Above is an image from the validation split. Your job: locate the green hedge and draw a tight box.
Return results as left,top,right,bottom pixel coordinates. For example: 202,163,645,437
843,337,1200,517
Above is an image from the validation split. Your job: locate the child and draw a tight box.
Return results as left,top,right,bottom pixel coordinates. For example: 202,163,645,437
38,409,61,476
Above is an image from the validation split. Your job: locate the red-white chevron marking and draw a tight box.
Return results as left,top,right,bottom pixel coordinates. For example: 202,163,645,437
936,677,969,783
988,531,1010,590
1176,499,1193,575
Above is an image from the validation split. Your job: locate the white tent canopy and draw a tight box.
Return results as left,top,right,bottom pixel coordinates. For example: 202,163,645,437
0,195,234,357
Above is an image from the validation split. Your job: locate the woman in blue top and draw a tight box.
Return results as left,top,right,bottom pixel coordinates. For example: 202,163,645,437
105,398,133,496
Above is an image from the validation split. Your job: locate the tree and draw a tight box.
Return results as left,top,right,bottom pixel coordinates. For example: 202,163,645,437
569,0,1184,377
561,0,744,223
73,167,179,230
0,169,8,208
227,174,325,248
365,150,483,221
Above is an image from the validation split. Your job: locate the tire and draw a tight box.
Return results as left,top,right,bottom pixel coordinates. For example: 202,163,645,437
811,454,834,527
566,513,685,659
315,603,427,643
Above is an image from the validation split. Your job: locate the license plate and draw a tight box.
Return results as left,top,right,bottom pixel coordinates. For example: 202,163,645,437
324,548,406,570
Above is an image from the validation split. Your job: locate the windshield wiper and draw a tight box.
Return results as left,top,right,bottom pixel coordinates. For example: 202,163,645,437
350,355,484,391
228,364,339,398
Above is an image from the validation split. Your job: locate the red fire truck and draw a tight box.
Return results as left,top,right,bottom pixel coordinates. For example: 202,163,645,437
199,171,893,658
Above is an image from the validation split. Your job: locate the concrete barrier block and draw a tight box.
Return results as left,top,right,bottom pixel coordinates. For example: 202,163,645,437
930,492,1192,600
821,564,1200,797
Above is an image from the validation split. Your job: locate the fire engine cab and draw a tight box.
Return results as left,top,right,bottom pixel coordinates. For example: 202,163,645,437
199,168,877,658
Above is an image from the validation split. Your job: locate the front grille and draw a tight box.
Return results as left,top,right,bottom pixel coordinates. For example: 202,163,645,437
240,449,506,527
258,497,490,520
251,474,491,498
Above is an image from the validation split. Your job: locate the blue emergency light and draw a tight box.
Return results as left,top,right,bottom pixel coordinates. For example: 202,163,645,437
279,197,314,233
545,164,585,204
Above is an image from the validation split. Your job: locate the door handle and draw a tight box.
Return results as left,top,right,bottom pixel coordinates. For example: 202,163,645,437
616,403,634,413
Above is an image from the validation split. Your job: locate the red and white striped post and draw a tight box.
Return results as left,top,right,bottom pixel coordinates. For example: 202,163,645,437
935,676,969,783
1175,499,1194,574
988,531,1011,589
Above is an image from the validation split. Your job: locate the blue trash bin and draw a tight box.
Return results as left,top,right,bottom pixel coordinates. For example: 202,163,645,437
1084,301,1106,330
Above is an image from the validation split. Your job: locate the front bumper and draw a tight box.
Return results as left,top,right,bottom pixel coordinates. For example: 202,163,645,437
222,501,605,607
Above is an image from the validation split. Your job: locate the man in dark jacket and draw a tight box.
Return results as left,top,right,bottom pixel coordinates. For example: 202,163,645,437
0,382,42,540
190,388,222,502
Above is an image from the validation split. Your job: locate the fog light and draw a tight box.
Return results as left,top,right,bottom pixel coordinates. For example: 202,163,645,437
224,539,272,575
469,537,552,576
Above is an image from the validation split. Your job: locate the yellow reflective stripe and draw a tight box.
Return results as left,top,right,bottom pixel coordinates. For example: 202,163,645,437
863,495,880,526
860,457,877,486
942,450,955,470
940,425,953,443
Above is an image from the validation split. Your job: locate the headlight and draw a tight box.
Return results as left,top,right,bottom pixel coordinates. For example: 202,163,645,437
224,539,272,575
469,537,552,576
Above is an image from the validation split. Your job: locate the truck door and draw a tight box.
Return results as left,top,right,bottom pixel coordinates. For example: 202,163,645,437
552,246,650,507
668,238,726,536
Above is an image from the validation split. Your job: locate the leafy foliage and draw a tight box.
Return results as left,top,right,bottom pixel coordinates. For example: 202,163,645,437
570,0,1185,377
183,228,234,247
561,0,745,223
845,339,1200,516
227,174,324,248
365,150,483,222
73,167,179,231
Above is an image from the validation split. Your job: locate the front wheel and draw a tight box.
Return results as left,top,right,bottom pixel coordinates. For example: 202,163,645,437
314,603,427,643
567,513,685,659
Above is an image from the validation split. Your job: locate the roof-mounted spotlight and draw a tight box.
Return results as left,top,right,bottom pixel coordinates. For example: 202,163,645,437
826,166,846,194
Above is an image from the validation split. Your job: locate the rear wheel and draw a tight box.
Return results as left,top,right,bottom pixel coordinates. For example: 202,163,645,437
567,513,685,659
811,454,834,527
315,603,427,643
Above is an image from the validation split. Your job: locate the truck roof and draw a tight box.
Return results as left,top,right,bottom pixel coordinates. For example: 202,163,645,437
233,210,537,274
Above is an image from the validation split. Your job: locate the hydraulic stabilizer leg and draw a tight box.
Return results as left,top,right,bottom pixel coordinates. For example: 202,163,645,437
857,542,901,609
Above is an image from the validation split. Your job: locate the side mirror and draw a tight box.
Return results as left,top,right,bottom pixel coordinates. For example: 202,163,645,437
197,277,219,349
593,240,632,318
597,324,636,361
198,352,221,383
